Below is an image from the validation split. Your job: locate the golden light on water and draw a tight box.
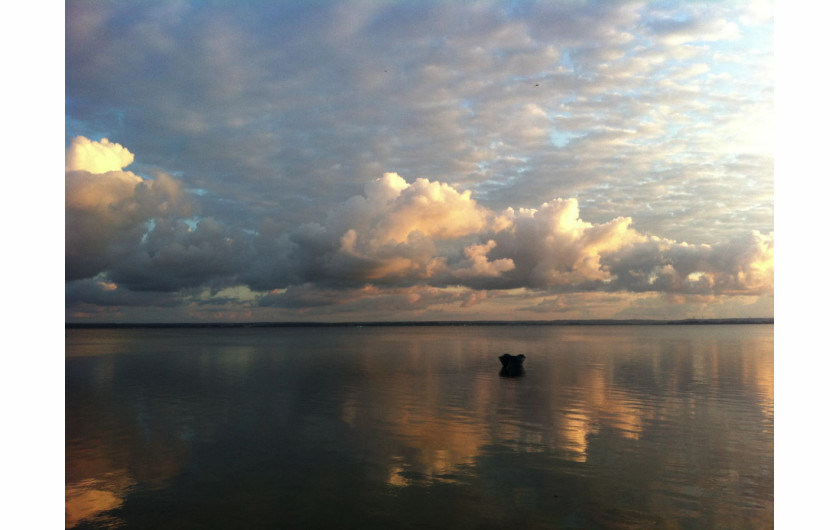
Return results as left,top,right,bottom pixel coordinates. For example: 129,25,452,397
66,325,772,527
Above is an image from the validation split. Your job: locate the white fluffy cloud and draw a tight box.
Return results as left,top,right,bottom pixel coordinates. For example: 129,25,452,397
453,240,515,280
488,199,644,287
350,173,491,245
66,136,135,174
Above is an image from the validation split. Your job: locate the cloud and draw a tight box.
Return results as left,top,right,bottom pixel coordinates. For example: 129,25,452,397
453,240,515,280
257,284,472,317
66,278,186,309
648,16,740,46
274,175,773,299
65,0,773,320
106,216,251,292
66,136,135,173
259,174,642,293
65,1,771,245
356,173,491,245
485,198,644,288
604,231,774,295
66,137,772,316
273,172,495,286
66,137,194,282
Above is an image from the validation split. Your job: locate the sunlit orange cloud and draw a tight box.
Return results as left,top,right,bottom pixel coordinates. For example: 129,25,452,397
365,173,491,244
97,280,118,291
493,198,645,285
320,176,653,290
454,240,516,279
65,169,143,212
324,172,495,281
65,136,772,321
733,231,774,293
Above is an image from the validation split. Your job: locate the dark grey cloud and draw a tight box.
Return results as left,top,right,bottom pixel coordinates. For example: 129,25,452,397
66,279,187,310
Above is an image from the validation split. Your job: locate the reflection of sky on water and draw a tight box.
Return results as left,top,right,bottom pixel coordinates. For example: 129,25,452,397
343,334,772,488
66,326,773,528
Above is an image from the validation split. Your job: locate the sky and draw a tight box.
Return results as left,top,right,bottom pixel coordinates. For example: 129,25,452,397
64,0,774,323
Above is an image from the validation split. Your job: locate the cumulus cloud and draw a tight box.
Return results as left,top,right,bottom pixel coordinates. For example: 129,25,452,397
66,136,135,173
66,137,194,281
486,198,644,288
453,240,515,280
276,172,495,285
604,231,774,295
244,170,772,303
363,174,490,244
253,173,647,293
66,137,773,316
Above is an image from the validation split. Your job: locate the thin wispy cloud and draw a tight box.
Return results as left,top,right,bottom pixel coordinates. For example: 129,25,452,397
66,0,773,322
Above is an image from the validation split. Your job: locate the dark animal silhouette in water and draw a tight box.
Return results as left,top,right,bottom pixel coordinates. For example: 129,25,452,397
499,353,526,377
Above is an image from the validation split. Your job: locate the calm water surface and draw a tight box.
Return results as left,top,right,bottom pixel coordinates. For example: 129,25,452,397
66,325,773,529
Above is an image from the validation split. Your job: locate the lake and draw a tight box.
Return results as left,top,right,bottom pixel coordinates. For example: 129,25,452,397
66,324,773,529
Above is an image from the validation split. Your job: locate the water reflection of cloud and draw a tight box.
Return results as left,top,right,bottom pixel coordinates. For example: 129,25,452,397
65,424,188,528
65,354,218,527
338,356,661,484
341,372,493,487
65,474,134,529
339,331,772,489
65,327,773,528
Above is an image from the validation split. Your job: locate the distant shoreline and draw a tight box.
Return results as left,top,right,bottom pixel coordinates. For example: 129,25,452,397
66,318,773,329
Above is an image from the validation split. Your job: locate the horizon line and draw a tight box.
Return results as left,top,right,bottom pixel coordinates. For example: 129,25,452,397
66,317,774,329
